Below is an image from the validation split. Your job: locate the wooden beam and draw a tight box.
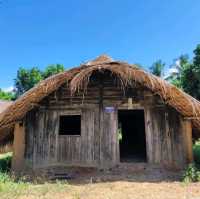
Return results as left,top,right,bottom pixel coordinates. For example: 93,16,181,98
12,122,25,172
182,118,193,163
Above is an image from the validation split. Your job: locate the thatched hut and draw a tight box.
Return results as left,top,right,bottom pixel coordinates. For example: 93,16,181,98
0,55,199,172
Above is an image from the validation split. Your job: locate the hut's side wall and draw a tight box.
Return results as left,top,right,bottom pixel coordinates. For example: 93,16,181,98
16,73,193,171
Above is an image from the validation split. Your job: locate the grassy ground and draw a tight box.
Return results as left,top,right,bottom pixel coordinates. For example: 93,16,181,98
0,165,200,199
1,145,200,199
0,177,200,199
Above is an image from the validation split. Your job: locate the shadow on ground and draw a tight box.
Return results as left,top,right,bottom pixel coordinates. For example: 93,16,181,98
31,163,184,184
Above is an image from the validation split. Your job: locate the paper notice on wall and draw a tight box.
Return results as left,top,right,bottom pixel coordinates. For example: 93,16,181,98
104,107,115,113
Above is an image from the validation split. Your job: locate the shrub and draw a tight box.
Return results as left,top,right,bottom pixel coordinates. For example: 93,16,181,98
182,163,200,182
0,153,12,172
193,139,200,165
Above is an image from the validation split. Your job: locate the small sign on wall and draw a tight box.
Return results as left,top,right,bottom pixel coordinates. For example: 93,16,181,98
104,106,115,113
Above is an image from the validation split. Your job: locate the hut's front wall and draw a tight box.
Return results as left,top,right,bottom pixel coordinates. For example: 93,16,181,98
145,105,192,167
17,73,192,171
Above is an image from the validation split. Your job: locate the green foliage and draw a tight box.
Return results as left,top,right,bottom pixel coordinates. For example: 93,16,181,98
193,139,200,165
170,55,190,88
171,78,182,88
170,45,200,100
0,89,15,101
193,44,200,67
42,64,64,79
150,60,165,77
181,65,200,99
0,153,12,172
14,64,65,97
14,67,42,97
182,163,200,183
182,139,200,183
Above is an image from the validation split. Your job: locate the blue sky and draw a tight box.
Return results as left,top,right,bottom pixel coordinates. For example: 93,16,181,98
0,0,200,89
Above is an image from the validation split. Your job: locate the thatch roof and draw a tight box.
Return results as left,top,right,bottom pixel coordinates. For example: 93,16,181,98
0,55,200,133
0,100,13,143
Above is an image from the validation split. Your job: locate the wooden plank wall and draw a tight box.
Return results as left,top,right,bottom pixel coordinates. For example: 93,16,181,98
24,74,126,169
100,107,119,166
145,103,192,168
25,108,97,168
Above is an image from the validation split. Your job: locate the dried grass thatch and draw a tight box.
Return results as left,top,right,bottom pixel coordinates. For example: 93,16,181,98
0,100,14,143
0,55,200,134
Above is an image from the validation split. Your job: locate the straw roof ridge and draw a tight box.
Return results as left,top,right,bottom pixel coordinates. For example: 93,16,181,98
0,56,200,132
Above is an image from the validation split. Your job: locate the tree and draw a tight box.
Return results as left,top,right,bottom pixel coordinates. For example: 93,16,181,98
14,67,43,97
14,64,65,97
181,45,200,99
194,44,200,67
150,60,165,77
170,45,200,100
42,64,64,79
169,55,190,88
0,89,15,100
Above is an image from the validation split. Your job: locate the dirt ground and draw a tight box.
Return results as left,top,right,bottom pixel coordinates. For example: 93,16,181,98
3,163,200,199
16,181,200,199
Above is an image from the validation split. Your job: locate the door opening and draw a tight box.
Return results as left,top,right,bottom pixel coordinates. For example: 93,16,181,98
118,110,147,162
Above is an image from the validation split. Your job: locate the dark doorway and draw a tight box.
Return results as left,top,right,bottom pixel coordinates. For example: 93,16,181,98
118,110,147,162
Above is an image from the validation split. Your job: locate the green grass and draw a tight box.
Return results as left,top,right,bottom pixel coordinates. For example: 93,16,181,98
0,172,70,199
0,153,28,198
0,152,71,198
0,172,29,198
182,140,200,182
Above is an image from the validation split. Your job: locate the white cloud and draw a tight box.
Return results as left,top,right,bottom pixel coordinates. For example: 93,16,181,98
168,68,179,74
2,86,14,92
163,67,179,80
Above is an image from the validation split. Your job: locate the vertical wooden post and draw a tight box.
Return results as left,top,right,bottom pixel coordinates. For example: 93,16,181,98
99,76,103,166
12,122,25,172
144,107,153,164
182,118,193,163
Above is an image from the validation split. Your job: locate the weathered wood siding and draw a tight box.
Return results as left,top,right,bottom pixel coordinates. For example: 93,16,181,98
24,108,97,168
145,105,192,168
21,72,192,170
100,106,119,166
